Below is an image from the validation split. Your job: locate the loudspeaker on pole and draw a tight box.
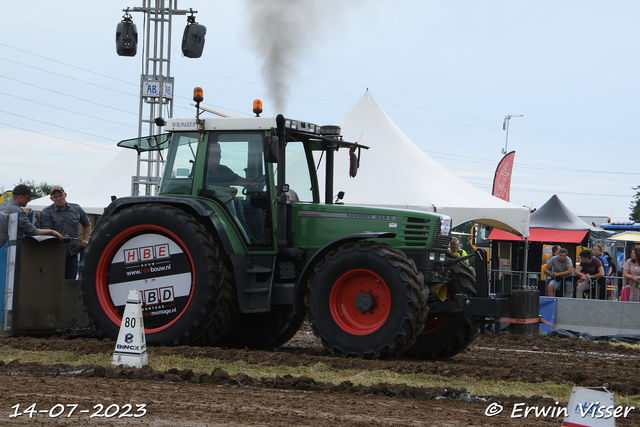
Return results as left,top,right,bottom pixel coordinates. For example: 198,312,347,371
112,289,148,368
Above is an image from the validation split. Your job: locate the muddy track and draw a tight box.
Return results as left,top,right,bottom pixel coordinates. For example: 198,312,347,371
0,325,639,426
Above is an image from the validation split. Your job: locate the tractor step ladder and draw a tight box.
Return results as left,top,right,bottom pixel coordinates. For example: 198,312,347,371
243,261,275,312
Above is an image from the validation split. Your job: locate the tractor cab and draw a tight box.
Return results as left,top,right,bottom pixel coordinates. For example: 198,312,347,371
117,89,367,250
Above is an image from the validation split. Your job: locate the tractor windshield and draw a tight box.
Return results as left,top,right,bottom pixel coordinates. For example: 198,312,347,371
159,132,198,195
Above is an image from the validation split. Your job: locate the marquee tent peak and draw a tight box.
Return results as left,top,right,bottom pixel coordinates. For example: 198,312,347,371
326,91,530,237
530,194,599,230
488,194,611,243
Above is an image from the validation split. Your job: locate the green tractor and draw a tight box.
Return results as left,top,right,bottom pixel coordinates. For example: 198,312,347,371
80,89,482,359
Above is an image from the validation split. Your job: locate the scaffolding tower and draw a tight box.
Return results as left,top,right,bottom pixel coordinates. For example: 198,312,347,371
125,0,196,196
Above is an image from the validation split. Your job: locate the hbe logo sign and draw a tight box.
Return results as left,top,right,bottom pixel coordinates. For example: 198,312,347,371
143,287,175,306
124,243,170,265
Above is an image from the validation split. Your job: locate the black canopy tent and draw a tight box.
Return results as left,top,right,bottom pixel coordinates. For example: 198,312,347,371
487,195,613,291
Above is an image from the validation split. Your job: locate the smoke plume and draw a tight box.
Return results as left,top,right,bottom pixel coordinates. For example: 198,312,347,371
244,1,324,111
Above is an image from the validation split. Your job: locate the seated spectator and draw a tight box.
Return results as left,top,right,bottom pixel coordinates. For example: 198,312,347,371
574,249,606,299
544,245,560,287
545,248,573,297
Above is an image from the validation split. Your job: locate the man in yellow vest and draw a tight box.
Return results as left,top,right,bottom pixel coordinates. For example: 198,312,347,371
449,237,469,265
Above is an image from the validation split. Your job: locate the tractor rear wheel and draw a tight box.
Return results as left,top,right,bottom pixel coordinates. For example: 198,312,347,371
192,243,240,346
306,242,427,359
80,204,233,346
403,259,479,359
202,258,303,349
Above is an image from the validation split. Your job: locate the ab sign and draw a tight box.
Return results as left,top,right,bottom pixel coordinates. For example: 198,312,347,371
142,81,173,99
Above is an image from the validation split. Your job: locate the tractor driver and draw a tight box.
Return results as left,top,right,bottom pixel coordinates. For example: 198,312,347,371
206,142,263,191
205,142,266,245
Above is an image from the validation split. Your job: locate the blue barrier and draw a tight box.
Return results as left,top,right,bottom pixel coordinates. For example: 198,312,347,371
539,297,557,333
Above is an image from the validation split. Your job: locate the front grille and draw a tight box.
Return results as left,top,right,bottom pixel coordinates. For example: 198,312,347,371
403,217,432,247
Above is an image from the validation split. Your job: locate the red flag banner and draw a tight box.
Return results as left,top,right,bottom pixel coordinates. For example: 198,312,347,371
492,151,516,202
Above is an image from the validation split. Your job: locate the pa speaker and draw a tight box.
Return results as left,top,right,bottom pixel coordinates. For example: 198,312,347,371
182,23,206,58
116,21,138,57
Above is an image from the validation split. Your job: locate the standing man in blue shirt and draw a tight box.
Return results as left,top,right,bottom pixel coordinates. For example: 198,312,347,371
0,184,63,247
593,244,610,277
39,185,91,279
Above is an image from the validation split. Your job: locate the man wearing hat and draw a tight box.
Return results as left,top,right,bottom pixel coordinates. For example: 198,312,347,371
39,185,91,279
0,184,63,247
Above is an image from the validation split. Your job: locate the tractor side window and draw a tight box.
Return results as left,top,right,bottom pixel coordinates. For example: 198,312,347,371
205,132,271,246
285,141,314,202
204,134,264,197
159,132,198,195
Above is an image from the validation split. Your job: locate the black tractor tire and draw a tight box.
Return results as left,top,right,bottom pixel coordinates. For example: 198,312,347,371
212,307,299,349
403,257,479,360
267,309,307,348
192,240,241,346
306,241,427,359
80,204,231,346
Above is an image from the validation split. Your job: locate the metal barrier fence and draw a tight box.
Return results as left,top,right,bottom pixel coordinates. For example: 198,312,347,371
488,269,629,301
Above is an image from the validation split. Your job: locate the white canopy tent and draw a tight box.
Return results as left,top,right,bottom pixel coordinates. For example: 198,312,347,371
29,149,137,215
319,91,530,236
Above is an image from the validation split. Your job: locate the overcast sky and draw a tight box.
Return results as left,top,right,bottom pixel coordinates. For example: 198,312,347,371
1,0,638,223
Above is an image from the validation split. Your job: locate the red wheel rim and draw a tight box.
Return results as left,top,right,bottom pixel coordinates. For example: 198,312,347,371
95,224,195,334
421,315,448,335
329,269,391,335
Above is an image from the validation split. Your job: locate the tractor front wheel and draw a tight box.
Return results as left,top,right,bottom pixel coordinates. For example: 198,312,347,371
306,242,427,359
403,260,479,359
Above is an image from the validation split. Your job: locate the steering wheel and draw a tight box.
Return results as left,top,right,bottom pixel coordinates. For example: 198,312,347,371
242,176,266,195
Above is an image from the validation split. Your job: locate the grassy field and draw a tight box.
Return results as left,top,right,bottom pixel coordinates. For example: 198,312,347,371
1,346,638,408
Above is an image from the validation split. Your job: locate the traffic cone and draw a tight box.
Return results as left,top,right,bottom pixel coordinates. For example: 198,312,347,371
111,289,148,368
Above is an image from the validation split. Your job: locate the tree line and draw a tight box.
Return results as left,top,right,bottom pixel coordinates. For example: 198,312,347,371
2,180,53,199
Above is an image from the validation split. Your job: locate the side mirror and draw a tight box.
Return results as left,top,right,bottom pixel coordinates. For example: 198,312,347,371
264,131,279,163
349,151,358,177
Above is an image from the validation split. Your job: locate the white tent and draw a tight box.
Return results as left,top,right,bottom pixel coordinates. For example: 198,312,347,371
323,91,530,237
29,149,137,215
